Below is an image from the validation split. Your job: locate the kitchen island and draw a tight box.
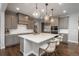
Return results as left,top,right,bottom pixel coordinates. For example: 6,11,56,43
18,33,58,56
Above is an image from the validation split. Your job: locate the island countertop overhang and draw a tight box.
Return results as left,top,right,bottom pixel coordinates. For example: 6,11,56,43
18,33,59,43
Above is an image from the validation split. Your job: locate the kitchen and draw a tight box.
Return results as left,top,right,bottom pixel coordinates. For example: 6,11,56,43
1,3,79,56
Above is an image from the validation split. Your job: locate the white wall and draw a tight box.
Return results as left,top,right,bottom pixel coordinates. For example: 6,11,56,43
0,12,1,48
68,13,79,43
0,3,7,49
0,4,1,11
0,4,1,49
0,12,5,49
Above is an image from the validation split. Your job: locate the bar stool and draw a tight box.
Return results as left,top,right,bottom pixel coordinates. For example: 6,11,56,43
39,41,57,56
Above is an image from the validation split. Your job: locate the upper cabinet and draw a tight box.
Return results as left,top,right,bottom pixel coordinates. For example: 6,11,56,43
18,13,29,24
18,13,34,29
59,17,69,29
5,11,17,29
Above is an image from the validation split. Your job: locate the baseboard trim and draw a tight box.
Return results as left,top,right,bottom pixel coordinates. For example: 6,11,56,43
68,40,78,44
0,46,5,49
6,44,20,48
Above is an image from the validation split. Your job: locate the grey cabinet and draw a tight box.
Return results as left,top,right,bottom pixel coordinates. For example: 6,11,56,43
5,35,20,46
18,13,34,29
20,38,24,53
11,15,17,29
59,17,69,29
5,14,12,29
63,34,68,42
5,11,17,29
27,19,34,29
18,14,29,24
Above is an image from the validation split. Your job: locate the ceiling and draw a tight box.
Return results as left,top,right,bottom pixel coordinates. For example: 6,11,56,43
6,3,79,18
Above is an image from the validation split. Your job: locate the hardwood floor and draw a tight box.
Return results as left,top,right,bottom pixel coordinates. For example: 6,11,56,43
0,42,79,56
56,42,79,56
0,44,22,56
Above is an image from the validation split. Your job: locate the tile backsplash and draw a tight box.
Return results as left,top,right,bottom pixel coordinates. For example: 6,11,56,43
9,24,33,34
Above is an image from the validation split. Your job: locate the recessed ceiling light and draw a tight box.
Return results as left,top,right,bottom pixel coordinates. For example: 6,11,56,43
16,7,20,11
41,9,44,12
63,10,67,13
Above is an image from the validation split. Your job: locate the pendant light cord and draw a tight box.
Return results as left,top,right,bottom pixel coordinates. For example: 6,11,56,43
45,3,48,15
51,9,53,16
36,3,38,9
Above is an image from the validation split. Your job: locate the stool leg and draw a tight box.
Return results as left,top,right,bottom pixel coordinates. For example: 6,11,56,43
39,48,40,56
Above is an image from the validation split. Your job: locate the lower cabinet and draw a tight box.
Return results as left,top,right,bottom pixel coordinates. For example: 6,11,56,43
5,35,20,47
62,34,68,43
19,38,24,53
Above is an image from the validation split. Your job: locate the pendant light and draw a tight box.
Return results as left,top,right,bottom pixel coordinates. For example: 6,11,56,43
50,9,54,23
33,3,40,18
44,3,49,22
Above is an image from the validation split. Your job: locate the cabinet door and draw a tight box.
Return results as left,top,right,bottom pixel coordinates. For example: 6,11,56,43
18,13,34,29
18,14,29,24
20,38,24,52
22,15,29,22
59,17,69,29
11,15,17,29
27,21,34,29
5,13,17,29
5,14,12,29
19,14,24,21
12,35,20,45
5,35,20,47
5,35,13,46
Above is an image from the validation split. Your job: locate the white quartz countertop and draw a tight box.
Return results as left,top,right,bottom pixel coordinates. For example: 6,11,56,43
6,29,33,36
58,29,68,34
18,33,58,43
6,24,33,36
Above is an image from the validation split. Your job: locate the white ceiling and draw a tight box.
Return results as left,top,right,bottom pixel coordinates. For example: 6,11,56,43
6,3,79,18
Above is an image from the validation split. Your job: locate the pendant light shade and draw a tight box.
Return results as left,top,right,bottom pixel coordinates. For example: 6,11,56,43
50,9,54,23
33,11,40,18
33,4,40,18
50,18,54,22
44,15,49,21
44,3,49,22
